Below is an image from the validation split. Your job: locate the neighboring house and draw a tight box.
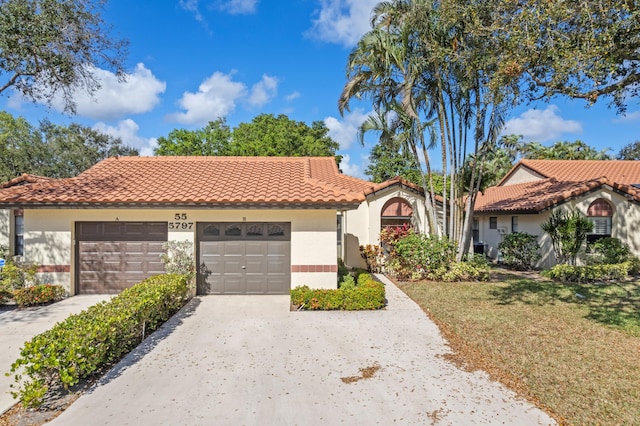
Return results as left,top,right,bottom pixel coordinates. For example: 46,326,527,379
0,157,387,295
340,177,431,269
0,174,53,259
474,160,640,268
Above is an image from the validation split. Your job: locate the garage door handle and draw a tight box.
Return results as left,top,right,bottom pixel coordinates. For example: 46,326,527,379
242,266,246,269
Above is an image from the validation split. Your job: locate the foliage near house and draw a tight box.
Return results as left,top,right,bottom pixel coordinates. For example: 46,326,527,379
541,210,593,265
0,259,39,304
9,274,190,408
380,229,489,282
291,273,385,310
542,263,631,283
498,232,541,271
13,284,65,307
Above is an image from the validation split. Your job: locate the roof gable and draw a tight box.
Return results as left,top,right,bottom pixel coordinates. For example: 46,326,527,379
475,177,640,213
0,157,373,209
499,160,640,186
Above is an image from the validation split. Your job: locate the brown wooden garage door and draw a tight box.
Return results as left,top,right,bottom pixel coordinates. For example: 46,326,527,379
76,222,168,294
197,222,290,295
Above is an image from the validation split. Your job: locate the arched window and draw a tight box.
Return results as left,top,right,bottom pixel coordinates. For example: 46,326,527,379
587,199,613,243
381,197,413,229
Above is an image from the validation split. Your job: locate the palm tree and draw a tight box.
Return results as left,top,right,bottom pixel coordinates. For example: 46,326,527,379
340,0,512,260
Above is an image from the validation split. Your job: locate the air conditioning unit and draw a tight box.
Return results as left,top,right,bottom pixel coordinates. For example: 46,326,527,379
497,227,507,235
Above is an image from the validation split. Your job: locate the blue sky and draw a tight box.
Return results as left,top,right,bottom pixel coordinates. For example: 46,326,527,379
2,0,639,179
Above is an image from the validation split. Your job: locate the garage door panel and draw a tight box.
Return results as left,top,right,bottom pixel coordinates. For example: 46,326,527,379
267,241,289,256
224,241,244,256
245,277,265,294
197,222,290,295
222,277,244,294
76,222,168,294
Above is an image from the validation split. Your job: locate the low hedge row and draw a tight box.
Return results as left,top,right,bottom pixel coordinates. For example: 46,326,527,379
8,274,190,407
542,262,631,283
291,274,385,310
13,284,65,307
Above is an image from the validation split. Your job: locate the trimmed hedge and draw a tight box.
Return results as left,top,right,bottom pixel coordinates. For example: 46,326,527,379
8,274,190,407
13,284,65,307
542,263,631,283
291,273,385,310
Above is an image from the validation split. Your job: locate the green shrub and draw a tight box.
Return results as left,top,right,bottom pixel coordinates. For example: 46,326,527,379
13,284,65,307
0,261,39,291
338,274,356,290
588,237,631,265
498,232,541,270
628,256,640,276
160,241,195,279
8,274,190,408
391,233,456,279
428,262,490,282
337,257,349,284
291,275,385,311
542,263,631,283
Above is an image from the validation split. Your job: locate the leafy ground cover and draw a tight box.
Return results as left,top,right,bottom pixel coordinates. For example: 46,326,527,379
398,269,640,425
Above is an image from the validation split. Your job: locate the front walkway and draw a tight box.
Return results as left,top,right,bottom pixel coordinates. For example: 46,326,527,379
49,277,555,425
0,295,111,414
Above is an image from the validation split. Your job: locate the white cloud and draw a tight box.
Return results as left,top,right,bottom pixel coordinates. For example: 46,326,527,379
324,108,370,149
93,119,158,156
248,74,278,107
179,0,204,21
307,0,379,46
339,153,367,179
502,105,582,142
615,110,640,122
167,71,247,125
51,63,165,121
218,0,259,14
286,91,301,102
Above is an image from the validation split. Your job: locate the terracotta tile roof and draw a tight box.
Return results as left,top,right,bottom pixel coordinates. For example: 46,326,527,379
499,159,640,186
0,157,373,208
475,177,640,213
1,174,53,188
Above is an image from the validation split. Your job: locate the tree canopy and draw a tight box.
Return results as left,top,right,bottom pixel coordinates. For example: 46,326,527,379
617,141,640,160
0,111,137,182
487,0,640,113
154,114,341,164
0,0,128,113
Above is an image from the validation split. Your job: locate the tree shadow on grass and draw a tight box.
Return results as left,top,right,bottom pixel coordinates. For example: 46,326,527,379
489,278,640,333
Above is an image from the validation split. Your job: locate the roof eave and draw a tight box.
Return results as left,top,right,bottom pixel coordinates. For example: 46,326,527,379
0,200,364,210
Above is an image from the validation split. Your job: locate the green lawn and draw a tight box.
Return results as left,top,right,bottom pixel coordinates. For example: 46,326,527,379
398,272,640,425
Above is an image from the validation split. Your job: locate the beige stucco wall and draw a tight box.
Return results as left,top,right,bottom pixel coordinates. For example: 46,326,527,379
501,166,545,186
476,187,640,268
24,208,340,294
342,186,428,269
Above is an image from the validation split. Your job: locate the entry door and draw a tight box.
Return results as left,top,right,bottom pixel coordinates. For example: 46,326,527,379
197,222,290,295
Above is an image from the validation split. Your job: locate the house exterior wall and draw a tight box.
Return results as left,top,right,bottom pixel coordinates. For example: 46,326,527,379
501,166,545,186
476,187,640,268
24,208,340,294
342,186,427,269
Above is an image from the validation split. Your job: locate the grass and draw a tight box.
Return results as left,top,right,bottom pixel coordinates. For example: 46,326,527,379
398,271,640,425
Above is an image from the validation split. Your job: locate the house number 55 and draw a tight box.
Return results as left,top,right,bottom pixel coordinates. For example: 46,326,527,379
169,213,193,230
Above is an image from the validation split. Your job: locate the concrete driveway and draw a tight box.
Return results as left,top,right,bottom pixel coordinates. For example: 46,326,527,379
49,277,555,425
0,295,111,414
